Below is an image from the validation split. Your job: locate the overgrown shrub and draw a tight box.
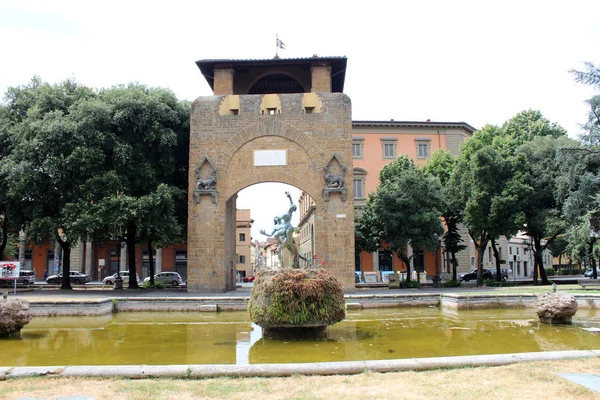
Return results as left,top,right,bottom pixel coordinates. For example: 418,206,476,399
402,280,419,288
248,269,345,328
142,281,164,289
545,268,555,276
443,279,462,288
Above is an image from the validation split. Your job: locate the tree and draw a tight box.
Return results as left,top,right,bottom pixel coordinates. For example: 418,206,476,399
570,62,600,146
423,149,466,281
372,156,445,284
69,84,189,288
0,78,101,289
547,234,568,270
455,128,528,286
515,136,577,284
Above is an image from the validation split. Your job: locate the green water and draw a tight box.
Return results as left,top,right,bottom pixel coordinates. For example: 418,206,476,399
2,308,599,366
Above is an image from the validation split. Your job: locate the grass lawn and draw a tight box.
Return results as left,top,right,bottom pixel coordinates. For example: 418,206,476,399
1,358,599,400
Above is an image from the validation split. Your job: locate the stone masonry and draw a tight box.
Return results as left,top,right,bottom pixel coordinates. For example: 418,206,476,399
188,92,355,292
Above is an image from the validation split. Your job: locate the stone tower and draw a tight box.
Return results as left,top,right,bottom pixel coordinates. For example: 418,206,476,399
188,56,354,292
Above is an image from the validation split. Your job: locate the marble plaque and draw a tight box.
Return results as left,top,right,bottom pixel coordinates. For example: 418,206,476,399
254,150,287,166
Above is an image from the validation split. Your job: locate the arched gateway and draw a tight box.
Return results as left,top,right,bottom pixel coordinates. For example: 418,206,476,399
187,57,355,292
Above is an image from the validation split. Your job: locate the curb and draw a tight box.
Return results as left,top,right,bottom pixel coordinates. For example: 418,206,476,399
2,350,599,380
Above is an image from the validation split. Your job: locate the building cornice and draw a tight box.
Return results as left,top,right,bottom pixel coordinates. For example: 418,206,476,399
352,120,477,134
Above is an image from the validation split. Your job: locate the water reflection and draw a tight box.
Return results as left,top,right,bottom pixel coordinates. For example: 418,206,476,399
2,308,598,367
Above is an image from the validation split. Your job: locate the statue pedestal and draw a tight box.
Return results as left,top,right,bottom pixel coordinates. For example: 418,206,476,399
249,269,345,332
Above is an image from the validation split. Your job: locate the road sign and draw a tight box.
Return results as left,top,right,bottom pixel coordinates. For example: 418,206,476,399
0,261,20,279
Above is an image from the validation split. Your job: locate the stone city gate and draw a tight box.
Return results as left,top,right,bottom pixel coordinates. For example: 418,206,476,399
187,57,355,293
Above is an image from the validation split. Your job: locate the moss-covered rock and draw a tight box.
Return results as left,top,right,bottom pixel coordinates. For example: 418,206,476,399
248,268,345,328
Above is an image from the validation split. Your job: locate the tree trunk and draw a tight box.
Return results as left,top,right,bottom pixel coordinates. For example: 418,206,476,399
490,239,502,282
0,212,7,261
533,234,550,285
147,234,155,286
451,251,457,281
590,237,598,280
57,236,72,290
468,231,489,287
126,221,138,289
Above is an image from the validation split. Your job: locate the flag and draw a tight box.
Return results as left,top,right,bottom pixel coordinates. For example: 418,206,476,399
276,38,285,50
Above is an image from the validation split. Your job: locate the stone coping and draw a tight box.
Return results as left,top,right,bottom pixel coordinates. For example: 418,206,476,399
1,350,598,379
19,292,600,316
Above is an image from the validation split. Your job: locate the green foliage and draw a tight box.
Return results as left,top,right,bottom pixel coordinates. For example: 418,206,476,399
248,269,345,327
443,279,462,288
402,280,418,288
570,62,600,146
374,161,444,254
142,280,164,289
544,268,555,277
424,149,466,280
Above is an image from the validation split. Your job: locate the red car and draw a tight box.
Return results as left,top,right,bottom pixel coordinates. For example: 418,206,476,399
243,275,256,283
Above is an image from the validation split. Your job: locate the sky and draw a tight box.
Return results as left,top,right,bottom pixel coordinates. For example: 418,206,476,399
1,0,599,238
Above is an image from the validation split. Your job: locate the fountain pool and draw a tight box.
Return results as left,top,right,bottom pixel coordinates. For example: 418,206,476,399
2,307,599,367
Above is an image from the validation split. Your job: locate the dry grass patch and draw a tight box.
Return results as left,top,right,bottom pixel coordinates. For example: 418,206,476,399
2,358,599,399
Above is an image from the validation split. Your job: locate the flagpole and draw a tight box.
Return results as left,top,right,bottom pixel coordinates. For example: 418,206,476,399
276,34,279,58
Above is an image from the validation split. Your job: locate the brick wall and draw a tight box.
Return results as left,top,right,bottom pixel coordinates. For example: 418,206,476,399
188,92,355,292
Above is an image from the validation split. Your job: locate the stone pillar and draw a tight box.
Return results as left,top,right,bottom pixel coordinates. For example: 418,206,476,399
311,65,332,93
213,69,234,95
85,240,93,276
372,252,379,272
120,246,127,271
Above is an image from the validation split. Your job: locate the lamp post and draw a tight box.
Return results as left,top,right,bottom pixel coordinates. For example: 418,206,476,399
114,243,123,290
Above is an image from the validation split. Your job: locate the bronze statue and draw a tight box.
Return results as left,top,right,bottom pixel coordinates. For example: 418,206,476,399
260,191,310,268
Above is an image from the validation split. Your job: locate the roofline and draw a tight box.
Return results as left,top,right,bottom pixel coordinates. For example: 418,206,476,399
352,120,477,134
195,56,347,93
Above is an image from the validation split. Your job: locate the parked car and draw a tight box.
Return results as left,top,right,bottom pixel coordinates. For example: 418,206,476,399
0,270,36,286
243,275,256,283
46,271,91,284
491,268,509,280
103,271,140,285
584,268,595,278
459,268,493,282
143,272,183,286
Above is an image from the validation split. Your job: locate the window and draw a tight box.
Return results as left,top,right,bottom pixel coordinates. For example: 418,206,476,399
378,249,393,272
238,255,246,264
384,143,395,158
471,256,475,266
353,179,364,199
414,249,425,272
381,138,397,159
353,168,367,204
415,138,431,159
516,247,520,255
239,233,246,242
488,247,492,263
509,247,513,255
352,137,364,159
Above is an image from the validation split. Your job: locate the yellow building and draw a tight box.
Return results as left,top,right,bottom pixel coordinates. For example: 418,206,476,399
235,209,253,279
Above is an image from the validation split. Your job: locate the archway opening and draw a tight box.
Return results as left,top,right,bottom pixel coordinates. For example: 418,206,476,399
231,182,317,283
248,73,305,94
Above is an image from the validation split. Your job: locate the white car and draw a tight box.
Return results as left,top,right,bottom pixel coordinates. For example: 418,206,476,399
143,272,183,286
103,271,140,285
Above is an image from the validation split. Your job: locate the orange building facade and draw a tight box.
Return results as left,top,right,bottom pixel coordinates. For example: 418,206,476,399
351,120,474,281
